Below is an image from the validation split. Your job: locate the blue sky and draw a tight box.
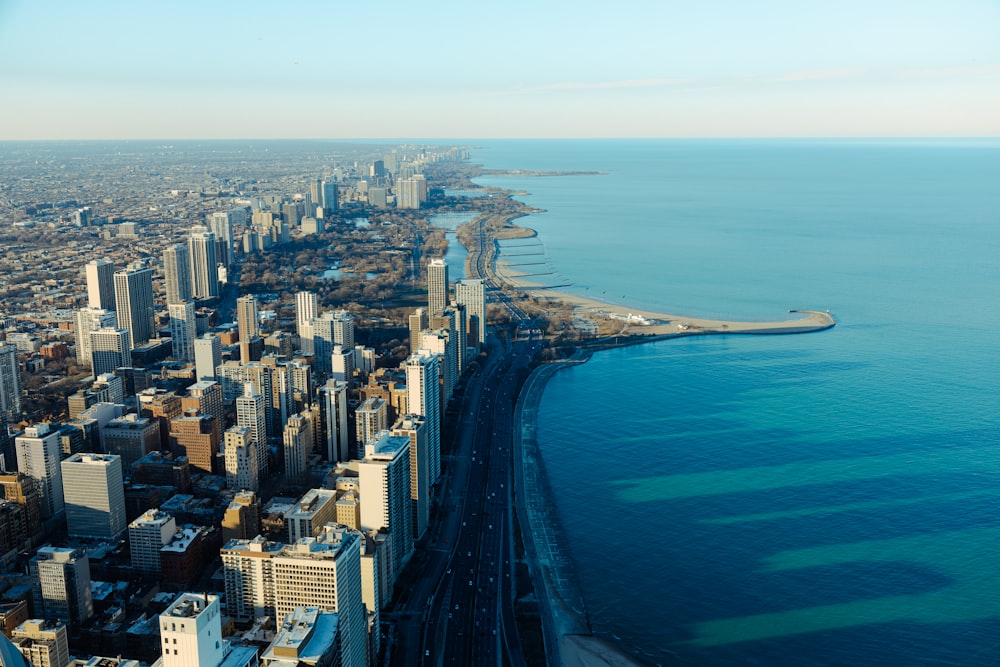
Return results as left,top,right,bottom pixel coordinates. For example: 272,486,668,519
1,0,999,139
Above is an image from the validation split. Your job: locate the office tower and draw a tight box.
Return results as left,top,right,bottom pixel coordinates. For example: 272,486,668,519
359,432,413,584
285,489,338,543
89,327,132,376
168,301,197,361
391,415,429,540
207,211,235,270
128,509,176,575
261,608,341,667
455,278,486,353
427,258,448,315
408,308,427,355
224,426,258,492
61,453,126,540
187,225,220,299
237,295,259,364
193,334,221,381
318,380,349,463
113,266,155,348
322,181,339,213
312,311,354,376
295,291,317,355
355,397,387,450
11,618,70,667
0,344,20,421
85,259,116,311
15,424,64,519
273,526,366,667
159,593,256,667
29,547,93,629
101,414,159,469
404,352,440,482
236,383,268,478
283,413,312,485
162,243,192,305
74,307,117,369
168,412,219,475
222,490,260,543
182,379,225,425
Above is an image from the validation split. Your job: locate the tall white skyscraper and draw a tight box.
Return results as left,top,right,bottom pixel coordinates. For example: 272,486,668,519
427,258,448,315
236,383,268,478
194,334,221,381
359,432,413,585
74,307,117,369
113,266,155,348
163,243,193,305
404,352,440,482
168,301,197,362
295,291,317,355
0,343,21,420
392,415,429,540
85,259,116,311
89,327,131,376
188,225,220,299
16,424,65,519
61,453,126,540
455,278,486,353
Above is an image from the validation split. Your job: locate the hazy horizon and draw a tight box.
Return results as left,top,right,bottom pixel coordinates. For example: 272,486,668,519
2,0,999,140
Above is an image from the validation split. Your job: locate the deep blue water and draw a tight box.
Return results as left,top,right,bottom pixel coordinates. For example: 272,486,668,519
472,140,1000,665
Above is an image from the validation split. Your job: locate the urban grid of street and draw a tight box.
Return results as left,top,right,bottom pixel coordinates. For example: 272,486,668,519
387,215,543,665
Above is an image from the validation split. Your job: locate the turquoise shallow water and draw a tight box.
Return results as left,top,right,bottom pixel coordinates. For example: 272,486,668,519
471,139,1000,665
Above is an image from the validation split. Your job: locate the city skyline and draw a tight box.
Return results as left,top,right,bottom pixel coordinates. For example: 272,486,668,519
2,0,999,140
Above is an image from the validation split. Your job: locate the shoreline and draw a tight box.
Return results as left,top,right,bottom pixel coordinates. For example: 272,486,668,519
503,219,834,665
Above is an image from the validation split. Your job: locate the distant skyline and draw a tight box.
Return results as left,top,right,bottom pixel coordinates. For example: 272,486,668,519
2,0,999,140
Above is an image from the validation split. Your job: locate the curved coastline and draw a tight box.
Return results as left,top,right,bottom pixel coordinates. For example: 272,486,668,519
505,222,834,665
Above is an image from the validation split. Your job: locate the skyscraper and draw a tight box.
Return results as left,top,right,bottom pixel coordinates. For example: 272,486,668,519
168,301,197,362
0,343,21,421
359,432,413,585
85,259,116,311
404,352,440,482
158,593,255,667
187,225,220,299
322,181,339,213
236,296,259,364
295,291,317,355
162,243,192,305
207,210,236,270
236,383,268,478
223,426,258,492
312,311,354,376
74,307,117,369
455,278,486,353
128,509,176,575
318,379,349,463
282,413,312,485
193,334,221,381
355,397,388,449
15,424,64,519
427,258,448,315
89,327,131,376
392,415,429,540
113,266,155,348
408,307,427,355
29,547,93,630
61,453,126,540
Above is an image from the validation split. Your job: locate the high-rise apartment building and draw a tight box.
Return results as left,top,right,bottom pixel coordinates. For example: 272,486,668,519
318,380,349,463
193,334,221,381
162,243,192,305
168,413,219,475
236,382,268,479
181,380,225,426
11,619,69,667
168,301,197,362
282,413,312,485
408,308,427,355
128,509,176,575
0,344,20,421
89,327,131,376
113,266,155,348
85,259,116,311
187,225,220,299
355,397,387,450
222,491,261,543
223,426,259,492
284,488,338,543
74,307,117,369
404,352,440,482
29,547,92,630
207,211,236,270
101,413,159,469
237,296,259,364
295,291,317,355
454,278,486,354
61,453,126,540
359,432,413,585
15,424,64,519
312,311,354,376
391,415,429,540
427,258,448,315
